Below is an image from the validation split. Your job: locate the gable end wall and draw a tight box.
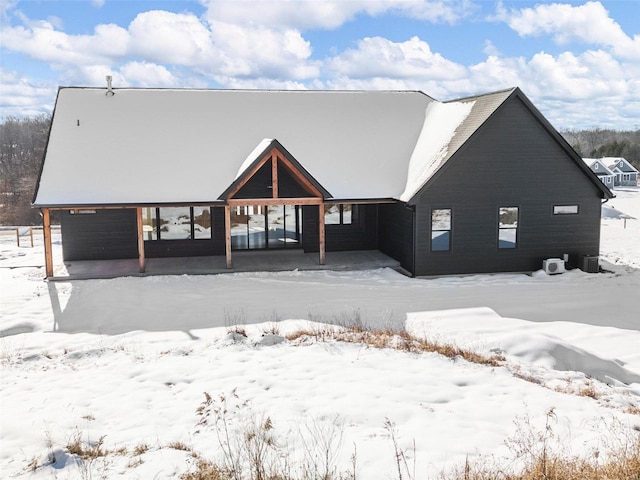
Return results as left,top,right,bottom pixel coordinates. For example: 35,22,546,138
412,96,603,276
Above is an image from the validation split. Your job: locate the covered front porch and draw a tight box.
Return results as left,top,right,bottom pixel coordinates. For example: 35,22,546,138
48,249,400,280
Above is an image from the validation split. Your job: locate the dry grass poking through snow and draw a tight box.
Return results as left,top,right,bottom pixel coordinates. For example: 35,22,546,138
180,403,640,480
285,326,506,367
444,412,640,480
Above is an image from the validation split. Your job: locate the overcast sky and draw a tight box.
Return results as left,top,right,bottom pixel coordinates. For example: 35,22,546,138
1,0,638,130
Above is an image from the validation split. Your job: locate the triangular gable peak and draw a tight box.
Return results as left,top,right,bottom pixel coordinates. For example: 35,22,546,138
220,139,331,202
605,157,638,174
407,88,612,203
584,158,615,175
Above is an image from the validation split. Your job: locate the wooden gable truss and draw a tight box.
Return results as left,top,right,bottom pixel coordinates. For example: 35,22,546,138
222,140,330,269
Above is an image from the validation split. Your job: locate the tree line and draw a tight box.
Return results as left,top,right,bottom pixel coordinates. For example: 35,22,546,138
1,116,639,226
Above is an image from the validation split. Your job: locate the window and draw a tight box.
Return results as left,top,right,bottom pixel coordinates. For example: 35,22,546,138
142,208,158,240
553,205,579,215
143,207,213,240
324,204,358,225
159,207,191,239
431,208,451,252
498,206,518,249
193,207,212,239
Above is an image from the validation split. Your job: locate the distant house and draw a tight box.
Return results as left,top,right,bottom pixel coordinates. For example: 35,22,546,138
606,157,639,186
33,86,612,278
583,158,616,189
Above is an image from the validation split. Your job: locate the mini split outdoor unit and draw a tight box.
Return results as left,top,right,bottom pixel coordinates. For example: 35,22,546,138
543,258,566,275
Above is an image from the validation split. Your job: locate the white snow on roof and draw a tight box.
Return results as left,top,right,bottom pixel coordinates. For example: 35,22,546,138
399,101,474,202
35,89,436,205
235,138,273,180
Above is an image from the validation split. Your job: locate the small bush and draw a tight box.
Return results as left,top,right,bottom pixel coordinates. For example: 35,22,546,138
66,430,108,459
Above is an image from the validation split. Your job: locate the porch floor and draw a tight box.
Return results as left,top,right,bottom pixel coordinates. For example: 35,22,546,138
52,249,402,280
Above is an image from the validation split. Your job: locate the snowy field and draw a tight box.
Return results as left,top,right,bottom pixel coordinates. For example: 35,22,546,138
1,188,639,479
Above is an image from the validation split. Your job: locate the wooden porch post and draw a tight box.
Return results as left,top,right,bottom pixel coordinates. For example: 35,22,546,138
318,203,325,265
42,208,54,278
225,205,232,268
136,207,146,273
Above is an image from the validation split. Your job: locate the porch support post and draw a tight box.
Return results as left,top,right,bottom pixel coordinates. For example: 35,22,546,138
271,154,279,198
43,208,54,278
225,205,232,268
136,207,146,273
318,203,325,265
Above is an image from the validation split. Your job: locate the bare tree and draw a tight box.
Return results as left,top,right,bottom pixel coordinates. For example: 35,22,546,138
0,115,51,225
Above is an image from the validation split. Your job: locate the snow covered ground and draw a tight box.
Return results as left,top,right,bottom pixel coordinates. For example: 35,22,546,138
1,187,639,479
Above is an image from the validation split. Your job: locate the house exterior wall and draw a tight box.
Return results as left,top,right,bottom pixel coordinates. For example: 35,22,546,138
144,207,225,258
377,202,414,273
618,173,638,186
61,209,138,261
302,204,378,252
411,96,603,276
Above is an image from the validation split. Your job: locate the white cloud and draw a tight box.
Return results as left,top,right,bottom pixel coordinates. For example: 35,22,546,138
0,68,55,117
0,19,129,66
209,21,318,79
128,10,216,66
203,0,472,30
327,36,467,81
91,0,105,7
120,61,179,87
482,39,500,57
0,0,638,129
497,1,640,60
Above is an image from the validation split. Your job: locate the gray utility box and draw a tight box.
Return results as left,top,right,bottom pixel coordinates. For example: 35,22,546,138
581,255,599,273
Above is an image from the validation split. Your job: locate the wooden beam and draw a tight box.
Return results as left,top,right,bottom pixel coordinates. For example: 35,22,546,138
225,205,232,268
227,197,323,206
136,207,145,273
43,208,54,278
272,154,279,198
277,154,324,198
226,147,279,200
318,203,325,265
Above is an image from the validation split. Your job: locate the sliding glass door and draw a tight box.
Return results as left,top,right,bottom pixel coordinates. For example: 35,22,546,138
231,204,301,250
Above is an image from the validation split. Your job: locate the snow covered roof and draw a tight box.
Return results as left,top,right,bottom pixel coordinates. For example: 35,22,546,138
35,89,436,206
33,86,582,207
583,158,616,175
603,157,639,173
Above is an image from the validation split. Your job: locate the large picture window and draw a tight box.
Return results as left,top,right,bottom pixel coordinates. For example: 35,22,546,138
431,208,451,252
324,204,358,225
142,207,213,240
498,206,518,249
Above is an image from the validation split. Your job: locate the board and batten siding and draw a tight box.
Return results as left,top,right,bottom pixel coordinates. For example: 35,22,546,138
61,209,138,261
377,202,414,273
411,95,603,276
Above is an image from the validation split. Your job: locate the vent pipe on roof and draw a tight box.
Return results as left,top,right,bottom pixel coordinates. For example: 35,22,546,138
105,75,115,97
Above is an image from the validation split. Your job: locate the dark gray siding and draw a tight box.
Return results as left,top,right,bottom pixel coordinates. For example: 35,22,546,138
302,204,378,252
61,209,138,261
412,96,603,276
234,161,272,199
144,206,225,258
378,202,414,273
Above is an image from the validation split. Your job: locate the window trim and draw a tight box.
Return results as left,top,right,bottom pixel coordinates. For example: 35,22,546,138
430,207,452,252
144,206,213,241
498,206,519,250
553,205,579,215
324,203,359,226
